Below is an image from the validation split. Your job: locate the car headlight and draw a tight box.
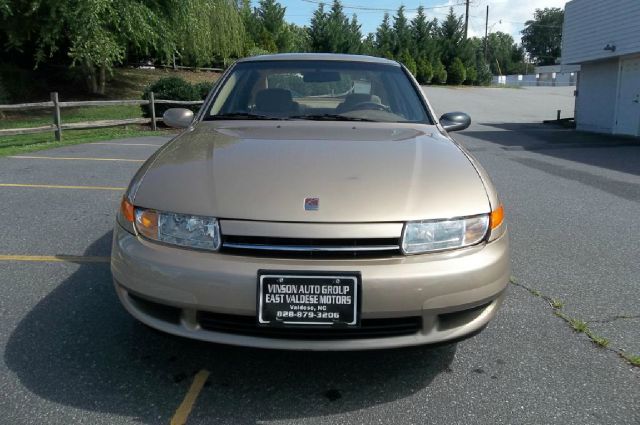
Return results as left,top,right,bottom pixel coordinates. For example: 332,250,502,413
401,214,489,254
134,208,221,251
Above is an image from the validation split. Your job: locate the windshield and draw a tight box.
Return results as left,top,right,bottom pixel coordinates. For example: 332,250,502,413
205,60,431,123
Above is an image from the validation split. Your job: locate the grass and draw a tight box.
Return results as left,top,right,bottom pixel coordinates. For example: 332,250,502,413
550,299,564,309
0,105,144,129
0,103,173,156
585,331,610,348
622,353,640,367
510,275,633,364
0,126,170,157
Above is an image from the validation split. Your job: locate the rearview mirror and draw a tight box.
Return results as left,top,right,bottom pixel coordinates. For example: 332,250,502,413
439,112,471,132
303,71,340,83
163,108,194,129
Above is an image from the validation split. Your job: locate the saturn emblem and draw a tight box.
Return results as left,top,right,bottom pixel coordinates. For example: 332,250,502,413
304,197,319,211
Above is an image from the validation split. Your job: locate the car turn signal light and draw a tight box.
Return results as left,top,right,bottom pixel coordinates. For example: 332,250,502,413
135,209,159,239
490,204,504,229
121,196,134,223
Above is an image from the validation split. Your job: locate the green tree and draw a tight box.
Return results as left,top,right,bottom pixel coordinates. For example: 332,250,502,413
432,60,447,84
254,0,290,52
361,33,376,56
240,0,259,52
464,63,477,85
438,7,465,69
308,3,329,52
521,7,564,65
481,32,525,75
0,0,245,94
473,48,492,85
308,1,361,53
398,49,417,76
375,13,394,59
288,24,310,52
392,6,412,57
411,6,436,61
345,15,363,54
415,57,433,84
447,57,466,85
172,0,245,67
0,0,167,94
326,0,349,52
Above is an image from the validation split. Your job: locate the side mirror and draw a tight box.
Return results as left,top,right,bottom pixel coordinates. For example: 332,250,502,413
439,112,471,132
163,108,194,128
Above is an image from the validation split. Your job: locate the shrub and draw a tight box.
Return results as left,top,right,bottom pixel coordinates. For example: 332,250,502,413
416,57,433,84
432,60,447,84
465,64,477,85
193,81,214,100
475,61,493,86
447,58,466,85
142,77,198,118
0,77,9,104
398,50,417,77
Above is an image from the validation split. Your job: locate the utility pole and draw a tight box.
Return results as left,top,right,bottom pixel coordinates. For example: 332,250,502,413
464,0,470,39
484,5,489,61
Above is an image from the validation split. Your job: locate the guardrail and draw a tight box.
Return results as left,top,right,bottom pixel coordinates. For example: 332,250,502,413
0,92,205,141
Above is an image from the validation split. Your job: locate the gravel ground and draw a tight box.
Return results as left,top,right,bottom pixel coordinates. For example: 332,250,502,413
0,87,638,424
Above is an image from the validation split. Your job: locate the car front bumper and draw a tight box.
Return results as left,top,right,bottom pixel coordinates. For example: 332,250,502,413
111,223,510,350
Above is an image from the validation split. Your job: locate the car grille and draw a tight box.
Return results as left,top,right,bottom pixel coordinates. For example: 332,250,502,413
196,311,422,340
221,235,402,258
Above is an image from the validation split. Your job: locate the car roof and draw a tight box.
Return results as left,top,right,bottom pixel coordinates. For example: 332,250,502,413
236,53,400,66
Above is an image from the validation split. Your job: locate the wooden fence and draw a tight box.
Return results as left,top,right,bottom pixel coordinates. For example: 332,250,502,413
0,92,205,140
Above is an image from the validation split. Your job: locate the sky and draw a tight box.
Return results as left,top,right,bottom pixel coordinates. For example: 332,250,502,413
280,0,568,44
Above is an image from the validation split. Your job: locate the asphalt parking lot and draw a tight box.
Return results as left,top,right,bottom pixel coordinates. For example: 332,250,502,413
1,86,638,424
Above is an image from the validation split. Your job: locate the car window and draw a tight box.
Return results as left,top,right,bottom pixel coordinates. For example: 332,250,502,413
205,60,431,123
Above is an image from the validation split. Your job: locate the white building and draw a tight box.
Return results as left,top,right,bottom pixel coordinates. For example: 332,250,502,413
562,0,640,136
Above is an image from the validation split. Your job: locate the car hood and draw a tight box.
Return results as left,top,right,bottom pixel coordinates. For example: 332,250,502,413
133,121,490,222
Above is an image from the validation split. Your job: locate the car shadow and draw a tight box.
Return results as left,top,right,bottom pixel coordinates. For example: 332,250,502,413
457,122,640,177
5,231,456,423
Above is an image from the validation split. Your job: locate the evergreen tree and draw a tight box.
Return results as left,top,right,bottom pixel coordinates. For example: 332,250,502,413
411,6,436,60
308,3,329,52
392,6,412,58
447,57,466,84
432,59,447,84
438,7,465,69
345,15,363,54
308,1,360,53
398,49,417,76
375,13,394,59
325,0,349,52
254,0,290,52
361,33,376,56
416,57,433,84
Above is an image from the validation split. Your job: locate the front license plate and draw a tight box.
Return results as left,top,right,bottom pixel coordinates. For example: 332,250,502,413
258,272,360,326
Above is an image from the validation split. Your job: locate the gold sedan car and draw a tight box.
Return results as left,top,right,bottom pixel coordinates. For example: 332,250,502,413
112,53,509,350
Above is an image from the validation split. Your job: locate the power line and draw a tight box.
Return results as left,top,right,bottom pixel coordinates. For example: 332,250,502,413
299,0,468,13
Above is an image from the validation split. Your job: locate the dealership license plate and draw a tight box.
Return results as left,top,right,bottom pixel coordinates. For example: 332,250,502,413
258,272,360,326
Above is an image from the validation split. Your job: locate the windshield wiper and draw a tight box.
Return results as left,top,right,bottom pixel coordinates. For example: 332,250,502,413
208,112,285,120
289,114,378,122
